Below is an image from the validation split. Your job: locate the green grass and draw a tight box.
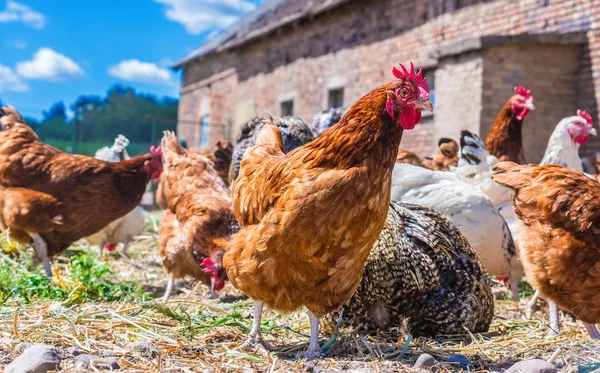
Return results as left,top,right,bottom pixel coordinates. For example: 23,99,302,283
0,235,146,305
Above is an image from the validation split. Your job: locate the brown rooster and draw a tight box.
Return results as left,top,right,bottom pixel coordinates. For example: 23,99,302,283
0,106,162,276
422,137,459,171
219,62,432,359
485,86,534,164
158,132,237,300
493,162,600,338
155,139,233,210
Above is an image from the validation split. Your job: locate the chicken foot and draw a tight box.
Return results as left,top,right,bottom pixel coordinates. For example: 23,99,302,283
30,233,52,277
238,302,280,356
303,311,322,360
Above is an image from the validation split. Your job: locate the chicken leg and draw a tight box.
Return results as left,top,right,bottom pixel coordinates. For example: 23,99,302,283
509,277,520,302
122,234,131,257
548,299,560,336
525,289,541,320
304,311,322,360
30,233,52,277
583,323,600,339
239,302,280,356
162,274,175,302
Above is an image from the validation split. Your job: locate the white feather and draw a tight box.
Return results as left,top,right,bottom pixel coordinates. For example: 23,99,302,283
540,116,584,171
85,206,145,248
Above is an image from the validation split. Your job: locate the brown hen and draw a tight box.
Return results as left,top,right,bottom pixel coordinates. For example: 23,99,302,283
395,149,429,168
493,162,600,338
422,137,459,171
0,106,162,276
158,132,237,300
220,62,432,359
155,139,232,210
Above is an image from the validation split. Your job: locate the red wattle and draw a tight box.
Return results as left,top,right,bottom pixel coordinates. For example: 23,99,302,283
400,108,417,130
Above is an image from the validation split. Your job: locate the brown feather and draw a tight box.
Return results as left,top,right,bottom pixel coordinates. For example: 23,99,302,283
221,81,410,317
485,96,526,164
492,162,600,323
158,132,235,286
0,106,159,256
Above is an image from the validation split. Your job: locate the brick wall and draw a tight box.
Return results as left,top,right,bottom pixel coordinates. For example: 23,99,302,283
481,44,580,162
178,0,599,159
434,51,484,141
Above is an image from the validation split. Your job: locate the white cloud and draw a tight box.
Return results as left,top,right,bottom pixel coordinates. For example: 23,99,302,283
16,48,84,81
0,64,28,92
108,60,173,85
0,1,45,29
5,38,27,49
155,0,256,35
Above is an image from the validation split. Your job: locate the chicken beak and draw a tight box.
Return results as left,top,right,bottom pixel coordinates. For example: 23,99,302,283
525,102,535,110
589,127,597,136
416,100,433,113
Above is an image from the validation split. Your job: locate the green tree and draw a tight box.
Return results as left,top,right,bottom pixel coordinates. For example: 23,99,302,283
32,86,178,155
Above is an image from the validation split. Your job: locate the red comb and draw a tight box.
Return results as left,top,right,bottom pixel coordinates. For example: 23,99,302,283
151,145,163,158
577,110,593,124
392,62,429,93
200,258,216,275
514,86,532,99
200,258,214,267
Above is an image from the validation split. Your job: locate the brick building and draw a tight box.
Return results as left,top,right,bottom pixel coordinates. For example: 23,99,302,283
173,0,600,161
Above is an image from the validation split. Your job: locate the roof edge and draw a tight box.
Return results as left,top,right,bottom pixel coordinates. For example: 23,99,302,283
430,32,588,59
172,0,352,69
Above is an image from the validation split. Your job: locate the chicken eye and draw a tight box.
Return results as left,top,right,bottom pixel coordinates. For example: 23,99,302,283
399,88,409,97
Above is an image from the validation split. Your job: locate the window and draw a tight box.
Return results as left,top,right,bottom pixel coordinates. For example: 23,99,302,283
328,88,344,108
423,69,435,111
200,114,210,148
281,100,294,116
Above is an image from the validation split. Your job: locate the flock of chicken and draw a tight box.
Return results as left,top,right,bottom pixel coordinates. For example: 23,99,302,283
0,61,599,360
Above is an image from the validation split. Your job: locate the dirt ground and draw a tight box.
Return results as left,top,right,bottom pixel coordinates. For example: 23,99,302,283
1,223,599,373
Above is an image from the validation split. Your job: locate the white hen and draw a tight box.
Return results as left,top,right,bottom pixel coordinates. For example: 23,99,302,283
84,135,145,255
450,131,524,298
391,163,519,300
85,206,145,255
540,110,597,171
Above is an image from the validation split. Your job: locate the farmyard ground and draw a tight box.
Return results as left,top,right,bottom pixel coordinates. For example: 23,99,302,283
1,213,599,373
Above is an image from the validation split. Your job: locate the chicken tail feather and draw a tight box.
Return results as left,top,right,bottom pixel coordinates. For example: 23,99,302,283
255,123,284,152
161,131,186,165
492,161,532,190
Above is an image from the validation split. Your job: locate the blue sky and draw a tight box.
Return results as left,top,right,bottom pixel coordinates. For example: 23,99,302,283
0,0,262,118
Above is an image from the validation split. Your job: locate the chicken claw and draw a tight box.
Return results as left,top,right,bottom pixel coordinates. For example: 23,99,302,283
238,302,280,356
238,333,280,356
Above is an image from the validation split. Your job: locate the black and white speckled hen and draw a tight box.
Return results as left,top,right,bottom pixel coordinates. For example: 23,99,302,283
228,115,313,184
324,202,493,337
310,107,344,137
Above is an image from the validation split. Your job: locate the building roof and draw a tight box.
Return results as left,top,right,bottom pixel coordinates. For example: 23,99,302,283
173,0,351,68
